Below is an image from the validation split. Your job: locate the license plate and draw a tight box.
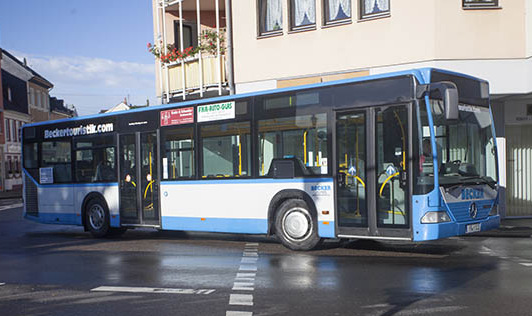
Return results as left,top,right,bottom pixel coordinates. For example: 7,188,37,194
466,223,481,233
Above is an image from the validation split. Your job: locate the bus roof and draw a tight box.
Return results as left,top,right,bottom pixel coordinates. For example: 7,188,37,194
24,67,487,128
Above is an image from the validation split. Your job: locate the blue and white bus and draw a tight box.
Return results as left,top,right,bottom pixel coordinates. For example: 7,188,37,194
22,68,500,250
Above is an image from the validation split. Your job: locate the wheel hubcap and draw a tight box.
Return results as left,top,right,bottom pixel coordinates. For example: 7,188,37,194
88,204,105,230
283,207,311,241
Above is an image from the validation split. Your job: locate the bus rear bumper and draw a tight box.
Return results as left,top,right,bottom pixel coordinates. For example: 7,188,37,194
413,215,500,241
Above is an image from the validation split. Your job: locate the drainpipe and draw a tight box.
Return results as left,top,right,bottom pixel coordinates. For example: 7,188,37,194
224,0,235,95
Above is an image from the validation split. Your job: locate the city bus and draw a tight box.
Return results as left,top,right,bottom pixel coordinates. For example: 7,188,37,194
21,68,500,250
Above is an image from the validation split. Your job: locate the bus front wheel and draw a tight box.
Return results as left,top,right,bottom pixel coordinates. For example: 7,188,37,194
275,199,321,251
85,198,110,238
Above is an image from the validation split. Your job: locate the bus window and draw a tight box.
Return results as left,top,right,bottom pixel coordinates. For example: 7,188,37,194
41,140,72,183
74,135,116,183
258,113,328,176
23,142,38,169
162,127,194,180
200,121,251,178
414,101,435,194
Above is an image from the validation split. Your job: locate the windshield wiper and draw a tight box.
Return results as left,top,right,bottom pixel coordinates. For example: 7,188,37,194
460,175,497,189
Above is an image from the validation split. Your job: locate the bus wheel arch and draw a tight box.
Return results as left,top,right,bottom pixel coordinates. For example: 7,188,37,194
82,192,110,237
268,190,321,251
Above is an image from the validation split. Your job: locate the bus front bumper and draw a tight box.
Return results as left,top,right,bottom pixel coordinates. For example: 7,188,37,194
413,215,500,241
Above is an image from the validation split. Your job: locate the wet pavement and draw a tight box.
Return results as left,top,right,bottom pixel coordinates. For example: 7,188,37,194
1,199,532,315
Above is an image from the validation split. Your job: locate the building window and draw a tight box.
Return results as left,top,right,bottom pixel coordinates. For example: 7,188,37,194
5,119,10,142
463,0,498,8
360,0,390,20
258,0,283,35
173,22,197,50
324,0,351,24
12,121,17,143
30,88,35,106
291,0,316,30
36,91,41,108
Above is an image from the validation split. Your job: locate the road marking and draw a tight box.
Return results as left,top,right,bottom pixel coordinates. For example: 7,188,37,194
243,252,258,257
0,203,23,211
229,294,253,306
232,282,254,291
91,286,215,295
226,312,252,316
236,273,256,278
520,263,532,267
241,257,258,264
239,265,257,271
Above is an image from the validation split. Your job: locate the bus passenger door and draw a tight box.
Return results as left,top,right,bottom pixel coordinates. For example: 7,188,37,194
336,111,368,232
119,131,160,226
336,105,411,238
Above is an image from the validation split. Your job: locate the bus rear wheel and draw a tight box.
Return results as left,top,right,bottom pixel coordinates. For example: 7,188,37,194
85,198,110,238
275,199,321,251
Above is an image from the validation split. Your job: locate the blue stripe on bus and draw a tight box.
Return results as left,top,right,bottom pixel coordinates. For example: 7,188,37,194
318,221,335,238
25,213,82,226
161,216,268,234
161,178,334,185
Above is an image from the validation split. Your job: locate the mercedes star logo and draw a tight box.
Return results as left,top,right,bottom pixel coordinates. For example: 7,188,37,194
469,202,478,219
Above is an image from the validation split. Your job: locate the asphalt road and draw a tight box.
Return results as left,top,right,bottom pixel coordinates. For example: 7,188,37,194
1,199,532,316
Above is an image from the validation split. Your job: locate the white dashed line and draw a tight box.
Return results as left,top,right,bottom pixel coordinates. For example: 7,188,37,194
0,203,22,211
226,243,259,316
91,286,215,295
226,311,252,316
241,257,258,264
229,294,254,306
519,263,532,267
239,265,257,271
232,282,254,291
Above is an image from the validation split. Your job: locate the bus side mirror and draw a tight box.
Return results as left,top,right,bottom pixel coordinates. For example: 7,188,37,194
417,81,459,120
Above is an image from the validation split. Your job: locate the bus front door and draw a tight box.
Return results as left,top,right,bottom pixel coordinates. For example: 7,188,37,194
336,106,411,239
119,131,160,226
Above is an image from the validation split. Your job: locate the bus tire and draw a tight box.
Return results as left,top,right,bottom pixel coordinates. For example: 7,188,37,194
274,199,321,251
85,198,110,238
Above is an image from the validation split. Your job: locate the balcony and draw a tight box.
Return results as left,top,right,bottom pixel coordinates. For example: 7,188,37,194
154,0,230,102
166,55,226,95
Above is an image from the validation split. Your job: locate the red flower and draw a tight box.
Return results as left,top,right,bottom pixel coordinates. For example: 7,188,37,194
147,43,152,48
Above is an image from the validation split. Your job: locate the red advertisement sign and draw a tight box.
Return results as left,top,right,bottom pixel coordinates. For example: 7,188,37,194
160,107,194,126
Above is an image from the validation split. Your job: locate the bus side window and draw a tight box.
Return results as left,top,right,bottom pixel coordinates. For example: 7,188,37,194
42,140,72,183
162,127,195,180
258,113,328,177
200,121,251,178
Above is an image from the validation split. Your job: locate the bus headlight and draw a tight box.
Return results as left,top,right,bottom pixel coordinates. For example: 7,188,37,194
489,204,498,216
421,211,451,224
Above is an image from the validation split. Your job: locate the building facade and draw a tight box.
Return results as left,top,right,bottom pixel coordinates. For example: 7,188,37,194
153,0,532,217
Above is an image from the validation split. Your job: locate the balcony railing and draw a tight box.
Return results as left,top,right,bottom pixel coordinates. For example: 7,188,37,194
166,55,226,97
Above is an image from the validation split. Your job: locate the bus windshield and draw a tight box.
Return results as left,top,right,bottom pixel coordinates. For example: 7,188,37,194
421,100,498,187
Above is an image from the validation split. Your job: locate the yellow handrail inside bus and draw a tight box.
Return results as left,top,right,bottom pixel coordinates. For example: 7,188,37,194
238,134,242,176
379,172,399,197
393,110,406,169
303,130,308,165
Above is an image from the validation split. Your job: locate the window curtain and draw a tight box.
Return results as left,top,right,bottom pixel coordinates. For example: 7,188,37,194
265,0,283,32
364,0,389,15
328,0,351,21
293,0,316,27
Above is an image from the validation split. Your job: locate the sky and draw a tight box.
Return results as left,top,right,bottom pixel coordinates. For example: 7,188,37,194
0,0,157,116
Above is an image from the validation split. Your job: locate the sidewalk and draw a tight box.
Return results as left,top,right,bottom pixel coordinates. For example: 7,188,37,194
0,190,22,200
